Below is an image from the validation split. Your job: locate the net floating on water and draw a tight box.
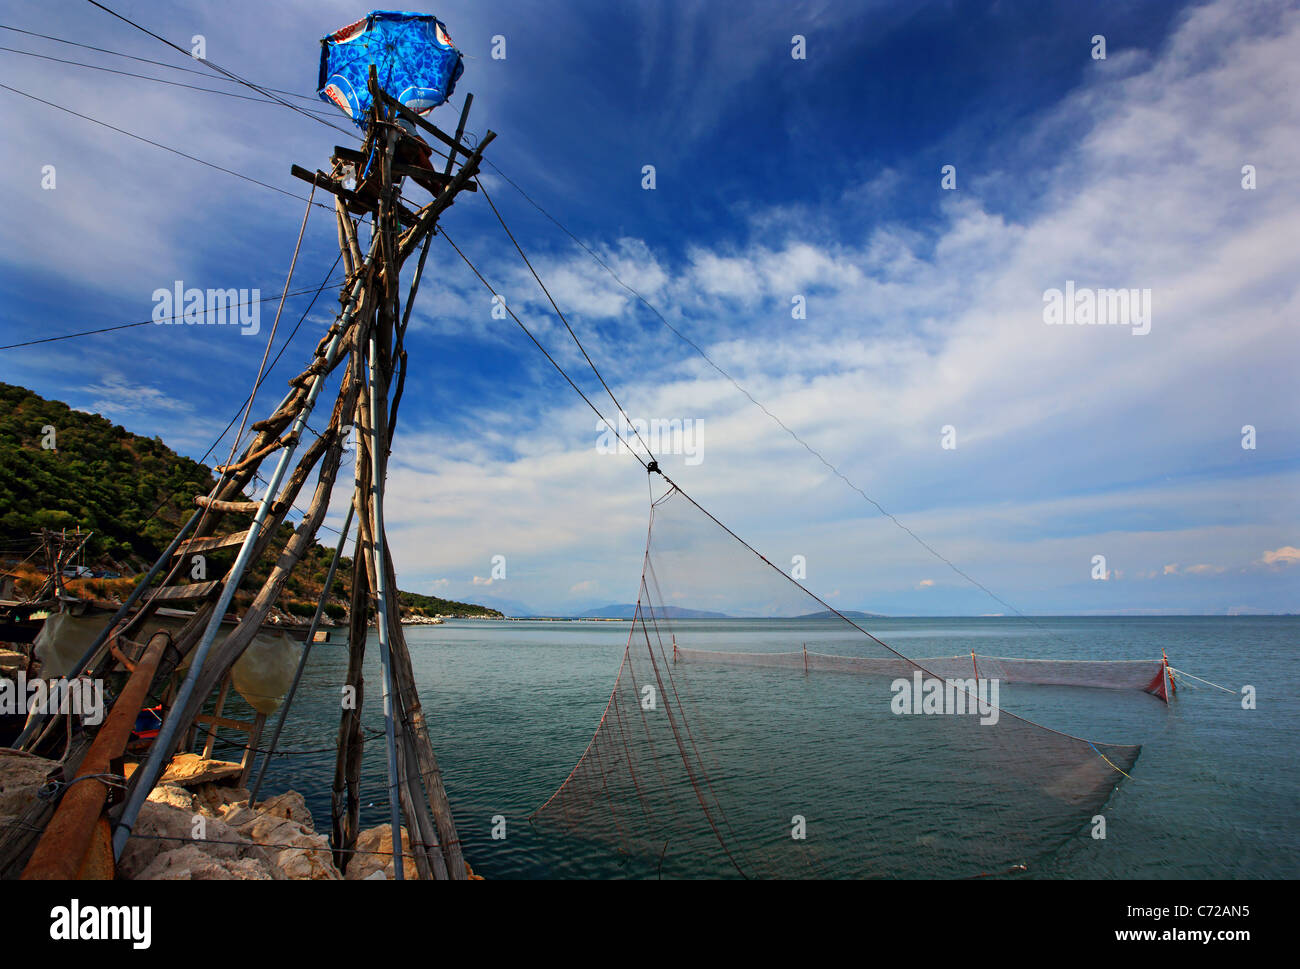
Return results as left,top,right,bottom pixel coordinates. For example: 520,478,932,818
676,648,1172,700
533,485,1149,879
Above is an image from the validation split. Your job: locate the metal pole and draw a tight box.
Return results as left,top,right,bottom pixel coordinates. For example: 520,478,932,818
366,321,405,881
112,246,376,860
248,499,356,806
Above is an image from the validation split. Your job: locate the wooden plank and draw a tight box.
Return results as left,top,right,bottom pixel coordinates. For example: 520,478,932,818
192,712,258,733
201,677,231,759
150,580,220,602
391,163,478,193
238,713,267,786
290,165,420,226
397,129,496,262
195,496,260,513
444,93,473,176
373,86,474,161
175,530,250,556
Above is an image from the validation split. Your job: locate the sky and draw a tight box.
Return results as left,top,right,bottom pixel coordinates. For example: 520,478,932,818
0,0,1296,616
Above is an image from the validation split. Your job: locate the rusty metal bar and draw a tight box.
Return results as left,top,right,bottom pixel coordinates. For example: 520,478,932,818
22,631,171,880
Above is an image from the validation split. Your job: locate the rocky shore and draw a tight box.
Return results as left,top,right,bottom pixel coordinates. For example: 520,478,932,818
0,750,480,880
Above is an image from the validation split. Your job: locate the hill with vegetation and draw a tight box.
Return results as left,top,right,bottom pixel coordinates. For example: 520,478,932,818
0,382,501,620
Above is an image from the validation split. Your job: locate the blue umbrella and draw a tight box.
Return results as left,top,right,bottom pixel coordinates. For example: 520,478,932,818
318,10,464,130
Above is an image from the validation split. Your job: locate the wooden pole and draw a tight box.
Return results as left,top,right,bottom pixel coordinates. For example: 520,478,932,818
363,287,405,880
249,499,357,806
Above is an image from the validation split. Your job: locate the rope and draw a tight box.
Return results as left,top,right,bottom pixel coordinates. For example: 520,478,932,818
479,155,1096,652
482,183,657,465
1087,742,1134,780
0,24,322,102
1168,668,1237,695
0,83,331,208
0,44,342,117
83,0,360,140
209,183,316,508
440,229,649,471
0,279,342,351
37,772,126,800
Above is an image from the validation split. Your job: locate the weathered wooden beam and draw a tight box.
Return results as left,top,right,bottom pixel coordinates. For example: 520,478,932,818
166,371,360,741
397,130,496,262
174,530,251,556
290,164,420,226
332,429,373,872
150,580,221,602
444,93,473,176
192,712,259,733
373,85,476,162
383,538,466,879
195,497,261,514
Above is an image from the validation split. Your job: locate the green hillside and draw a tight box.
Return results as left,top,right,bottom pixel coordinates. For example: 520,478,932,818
0,382,501,620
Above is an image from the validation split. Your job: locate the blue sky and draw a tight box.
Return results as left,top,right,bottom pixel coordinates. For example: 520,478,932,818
1,0,1297,616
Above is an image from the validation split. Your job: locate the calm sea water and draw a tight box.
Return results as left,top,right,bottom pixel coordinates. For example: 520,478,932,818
236,616,1298,879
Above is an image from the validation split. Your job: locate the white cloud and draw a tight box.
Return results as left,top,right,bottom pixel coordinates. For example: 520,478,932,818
1261,546,1300,566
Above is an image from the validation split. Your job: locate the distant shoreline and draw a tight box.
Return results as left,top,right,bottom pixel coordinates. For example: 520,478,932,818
488,613,1297,621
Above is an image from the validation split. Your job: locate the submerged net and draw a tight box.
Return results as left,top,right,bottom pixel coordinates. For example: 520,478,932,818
532,485,1146,879
676,648,1170,696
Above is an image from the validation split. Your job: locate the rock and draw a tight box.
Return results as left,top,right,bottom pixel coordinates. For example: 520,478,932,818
117,798,266,879
346,825,420,880
146,784,195,812
255,790,313,830
2,745,342,880
193,782,250,817
0,749,54,819
118,782,341,880
135,844,282,880
158,753,243,787
229,803,339,881
273,833,339,880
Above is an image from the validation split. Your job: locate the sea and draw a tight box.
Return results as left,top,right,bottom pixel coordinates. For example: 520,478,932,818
240,615,1298,879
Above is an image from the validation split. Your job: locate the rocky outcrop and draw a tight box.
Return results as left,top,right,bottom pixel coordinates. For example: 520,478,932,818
0,749,52,821
157,753,245,787
116,786,280,879
345,824,420,880
0,751,479,880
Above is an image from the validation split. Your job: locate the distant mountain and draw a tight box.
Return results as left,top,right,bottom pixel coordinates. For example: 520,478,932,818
577,604,731,620
795,610,888,620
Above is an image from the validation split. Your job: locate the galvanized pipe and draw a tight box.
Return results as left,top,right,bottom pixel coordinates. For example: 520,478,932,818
111,245,377,860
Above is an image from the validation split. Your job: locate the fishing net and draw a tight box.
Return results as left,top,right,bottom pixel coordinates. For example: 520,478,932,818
676,649,1169,696
532,485,1145,879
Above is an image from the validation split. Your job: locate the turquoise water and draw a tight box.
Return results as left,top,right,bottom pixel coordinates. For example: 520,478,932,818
237,616,1299,879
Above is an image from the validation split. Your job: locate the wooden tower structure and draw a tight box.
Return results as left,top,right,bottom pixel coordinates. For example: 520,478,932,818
8,68,494,880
